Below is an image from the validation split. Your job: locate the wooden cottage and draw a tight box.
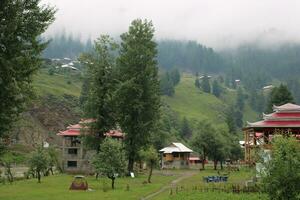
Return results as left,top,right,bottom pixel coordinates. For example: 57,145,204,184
243,103,300,165
159,143,193,169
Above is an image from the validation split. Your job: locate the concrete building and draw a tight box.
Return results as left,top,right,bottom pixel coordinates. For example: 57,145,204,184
57,119,124,173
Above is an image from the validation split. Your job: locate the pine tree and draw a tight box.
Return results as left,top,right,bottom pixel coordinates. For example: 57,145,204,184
160,72,175,96
212,80,222,97
181,117,192,139
116,19,161,173
236,87,245,111
201,75,211,93
267,84,295,113
234,109,244,128
170,68,180,86
0,0,55,139
225,108,237,134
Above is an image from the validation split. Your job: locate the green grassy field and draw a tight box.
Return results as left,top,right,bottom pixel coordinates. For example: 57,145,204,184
0,172,178,200
0,169,265,200
33,69,82,97
153,168,266,200
163,74,226,122
163,73,259,124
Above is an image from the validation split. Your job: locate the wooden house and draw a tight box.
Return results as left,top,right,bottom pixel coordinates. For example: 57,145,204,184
159,143,193,169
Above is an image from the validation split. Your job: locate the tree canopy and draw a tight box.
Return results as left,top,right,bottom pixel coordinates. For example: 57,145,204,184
93,138,126,189
267,84,294,113
0,0,55,139
262,136,300,200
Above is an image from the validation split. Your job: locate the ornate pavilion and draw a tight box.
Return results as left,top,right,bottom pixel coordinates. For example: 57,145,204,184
243,103,300,165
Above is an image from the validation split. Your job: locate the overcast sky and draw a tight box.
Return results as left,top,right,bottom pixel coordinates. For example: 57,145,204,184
42,0,300,49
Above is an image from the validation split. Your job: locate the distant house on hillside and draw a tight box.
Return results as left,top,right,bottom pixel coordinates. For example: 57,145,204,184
57,119,124,173
159,143,193,169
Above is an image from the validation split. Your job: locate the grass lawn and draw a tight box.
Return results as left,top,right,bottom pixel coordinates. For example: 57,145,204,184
153,168,266,200
0,171,180,200
0,168,265,200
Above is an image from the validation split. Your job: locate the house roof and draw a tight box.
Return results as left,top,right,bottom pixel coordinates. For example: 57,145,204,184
57,129,81,136
104,130,124,138
159,143,193,153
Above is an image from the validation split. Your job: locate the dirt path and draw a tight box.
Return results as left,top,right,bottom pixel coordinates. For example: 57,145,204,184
140,171,197,200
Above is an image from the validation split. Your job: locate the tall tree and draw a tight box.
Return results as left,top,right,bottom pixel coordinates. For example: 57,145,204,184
116,19,161,173
79,35,118,151
267,84,295,113
201,75,211,93
0,0,55,139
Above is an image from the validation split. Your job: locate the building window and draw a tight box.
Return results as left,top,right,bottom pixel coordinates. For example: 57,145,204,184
68,149,78,155
67,161,77,168
173,152,179,157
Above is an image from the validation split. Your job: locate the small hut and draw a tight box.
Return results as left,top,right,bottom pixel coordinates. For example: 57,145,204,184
159,143,193,169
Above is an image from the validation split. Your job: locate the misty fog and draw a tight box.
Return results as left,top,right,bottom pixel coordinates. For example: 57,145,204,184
42,0,300,49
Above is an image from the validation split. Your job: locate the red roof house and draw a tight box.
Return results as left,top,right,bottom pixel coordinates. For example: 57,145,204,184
243,103,300,164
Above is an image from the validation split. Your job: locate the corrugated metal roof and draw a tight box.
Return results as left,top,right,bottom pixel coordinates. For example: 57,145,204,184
159,142,193,153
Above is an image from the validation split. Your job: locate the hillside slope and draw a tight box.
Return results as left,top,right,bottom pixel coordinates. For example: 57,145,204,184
163,74,259,125
11,69,82,147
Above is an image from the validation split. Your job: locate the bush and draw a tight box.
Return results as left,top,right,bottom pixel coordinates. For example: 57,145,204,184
261,136,300,200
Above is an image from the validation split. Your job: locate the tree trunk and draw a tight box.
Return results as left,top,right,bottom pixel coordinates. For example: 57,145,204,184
201,150,206,170
213,160,218,170
128,158,134,174
148,164,153,183
220,161,223,170
201,159,205,170
37,171,41,183
111,177,115,189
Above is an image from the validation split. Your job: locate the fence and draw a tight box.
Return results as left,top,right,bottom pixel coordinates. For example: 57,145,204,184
169,183,260,196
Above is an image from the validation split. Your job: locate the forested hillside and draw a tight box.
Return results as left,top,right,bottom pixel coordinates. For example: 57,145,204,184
33,34,300,146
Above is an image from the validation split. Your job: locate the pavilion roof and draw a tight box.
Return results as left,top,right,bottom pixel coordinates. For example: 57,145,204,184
246,103,300,129
273,103,300,112
247,120,300,128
